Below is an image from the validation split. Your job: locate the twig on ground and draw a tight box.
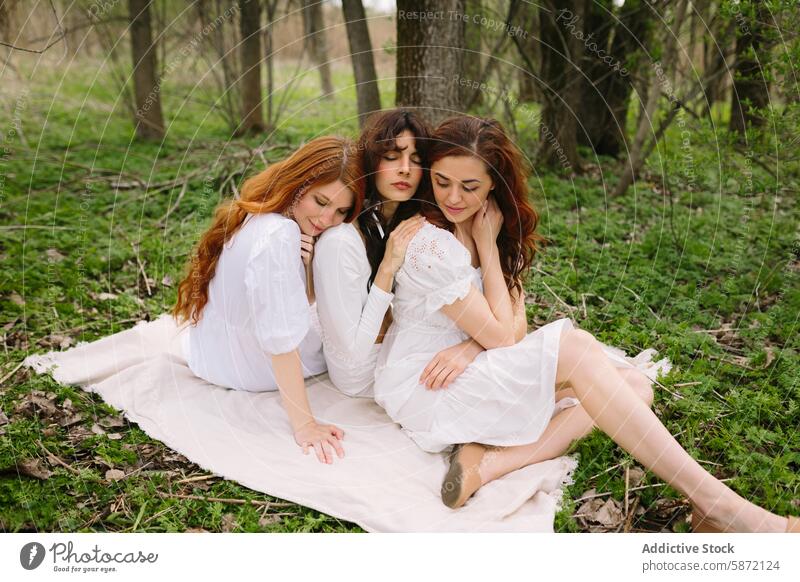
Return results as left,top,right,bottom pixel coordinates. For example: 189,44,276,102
156,491,295,507
129,242,153,297
0,361,24,386
37,439,81,476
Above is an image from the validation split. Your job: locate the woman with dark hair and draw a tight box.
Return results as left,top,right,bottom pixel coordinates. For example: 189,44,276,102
173,136,363,465
315,109,485,398
372,116,798,533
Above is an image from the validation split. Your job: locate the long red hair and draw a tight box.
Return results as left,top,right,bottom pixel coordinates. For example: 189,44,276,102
423,116,545,293
173,136,364,324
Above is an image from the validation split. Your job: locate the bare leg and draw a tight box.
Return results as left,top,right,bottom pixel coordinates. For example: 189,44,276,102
548,327,787,532
478,369,654,485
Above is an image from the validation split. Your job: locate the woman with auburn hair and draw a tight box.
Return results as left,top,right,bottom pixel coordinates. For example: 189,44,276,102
173,136,363,465
373,116,798,533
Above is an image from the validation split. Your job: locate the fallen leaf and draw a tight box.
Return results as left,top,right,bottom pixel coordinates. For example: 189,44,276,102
107,433,122,440
258,514,283,527
14,392,58,418
10,292,25,306
221,513,237,532
105,469,125,481
19,458,53,480
763,346,776,368
161,275,173,287
91,423,106,435
47,334,73,349
46,249,65,262
594,498,624,527
98,416,124,429
57,412,84,428
627,466,645,488
0,410,8,426
95,292,118,301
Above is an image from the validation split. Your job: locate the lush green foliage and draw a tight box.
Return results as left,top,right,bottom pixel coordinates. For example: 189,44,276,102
1,60,797,533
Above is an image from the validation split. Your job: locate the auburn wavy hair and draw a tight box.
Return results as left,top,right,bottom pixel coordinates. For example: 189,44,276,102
422,116,545,293
173,135,364,324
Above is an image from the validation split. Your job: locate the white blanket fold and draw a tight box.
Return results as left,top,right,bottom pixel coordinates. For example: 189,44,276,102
25,315,582,532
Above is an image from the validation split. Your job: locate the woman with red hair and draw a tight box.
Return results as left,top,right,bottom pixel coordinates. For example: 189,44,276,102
173,136,363,465
373,116,797,533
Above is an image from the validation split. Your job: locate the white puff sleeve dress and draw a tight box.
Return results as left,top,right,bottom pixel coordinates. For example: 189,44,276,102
313,222,394,397
373,223,672,453
185,212,326,391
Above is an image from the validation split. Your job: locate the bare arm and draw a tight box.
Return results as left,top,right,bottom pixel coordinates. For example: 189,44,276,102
440,197,515,349
271,350,314,431
512,288,527,343
271,350,344,464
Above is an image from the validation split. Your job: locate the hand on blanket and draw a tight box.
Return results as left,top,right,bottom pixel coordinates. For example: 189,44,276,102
419,339,484,390
294,421,345,464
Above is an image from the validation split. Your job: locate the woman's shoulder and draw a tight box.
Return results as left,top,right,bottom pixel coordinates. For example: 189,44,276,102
316,222,361,249
410,222,465,254
406,222,470,269
242,212,301,246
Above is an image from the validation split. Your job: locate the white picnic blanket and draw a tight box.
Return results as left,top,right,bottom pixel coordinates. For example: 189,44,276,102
24,314,584,532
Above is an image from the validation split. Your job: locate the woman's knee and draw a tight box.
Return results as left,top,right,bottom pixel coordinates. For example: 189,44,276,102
556,329,602,384
559,329,599,363
628,372,654,407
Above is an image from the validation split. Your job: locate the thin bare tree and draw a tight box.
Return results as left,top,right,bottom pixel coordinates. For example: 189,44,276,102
238,0,266,134
341,0,381,126
129,0,165,140
302,0,334,99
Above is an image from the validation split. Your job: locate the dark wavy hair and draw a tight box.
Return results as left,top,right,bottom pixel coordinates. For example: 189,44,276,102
356,109,432,289
422,116,545,294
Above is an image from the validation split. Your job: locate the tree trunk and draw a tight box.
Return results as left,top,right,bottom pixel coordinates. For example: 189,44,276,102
396,0,465,126
129,0,165,140
264,0,278,126
302,0,334,99
341,0,381,126
462,0,482,106
729,0,771,135
516,1,538,103
613,0,689,196
238,0,266,135
537,0,583,170
578,0,651,158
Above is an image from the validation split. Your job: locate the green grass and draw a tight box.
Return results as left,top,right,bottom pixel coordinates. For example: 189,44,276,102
1,57,798,533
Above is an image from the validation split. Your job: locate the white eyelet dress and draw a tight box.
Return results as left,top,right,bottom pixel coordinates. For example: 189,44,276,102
373,223,672,453
185,212,326,392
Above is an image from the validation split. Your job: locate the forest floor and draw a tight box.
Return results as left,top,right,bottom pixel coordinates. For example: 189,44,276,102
1,63,798,532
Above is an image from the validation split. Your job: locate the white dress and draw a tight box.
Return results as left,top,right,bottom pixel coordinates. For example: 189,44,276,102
185,212,326,392
373,223,672,453
313,222,394,397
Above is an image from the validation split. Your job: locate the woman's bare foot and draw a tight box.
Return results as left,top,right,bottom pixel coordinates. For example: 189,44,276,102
693,493,789,533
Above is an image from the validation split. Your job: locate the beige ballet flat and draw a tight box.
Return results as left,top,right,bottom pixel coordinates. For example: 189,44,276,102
441,443,486,509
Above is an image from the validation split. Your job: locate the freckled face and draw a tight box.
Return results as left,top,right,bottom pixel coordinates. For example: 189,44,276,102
292,179,354,236
374,130,423,202
430,155,494,224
